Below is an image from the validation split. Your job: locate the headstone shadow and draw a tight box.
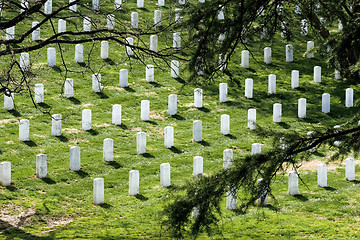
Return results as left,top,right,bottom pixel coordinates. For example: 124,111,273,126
293,194,308,201
5,185,17,191
141,153,155,158
146,120,158,125
56,135,69,142
40,177,56,184
198,107,210,113
74,169,89,178
96,92,109,99
124,87,135,92
277,122,291,129
169,146,182,154
171,114,185,120
135,194,148,201
38,102,51,109
86,129,99,136
118,124,128,130
198,140,210,147
23,140,37,147
106,161,122,169
224,134,237,139
99,203,112,208
323,186,336,191
149,82,162,88
104,58,115,65
7,110,21,117
68,97,81,105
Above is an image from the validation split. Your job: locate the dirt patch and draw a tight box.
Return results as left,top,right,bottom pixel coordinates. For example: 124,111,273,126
64,128,83,134
287,159,360,172
69,138,89,143
145,92,157,97
150,111,164,120
95,123,110,128
0,119,18,126
81,103,94,108
129,127,142,132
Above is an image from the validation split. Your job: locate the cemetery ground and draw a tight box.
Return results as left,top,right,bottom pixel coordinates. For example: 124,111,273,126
1,1,360,239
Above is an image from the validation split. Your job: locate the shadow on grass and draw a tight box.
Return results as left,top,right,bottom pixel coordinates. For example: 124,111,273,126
171,114,185,120
174,77,185,84
169,146,182,154
40,177,56,185
197,140,210,147
313,151,325,157
117,124,128,130
68,97,81,105
146,120,158,125
56,135,68,142
141,153,155,158
74,169,89,178
5,185,17,191
99,203,112,208
323,186,336,191
96,92,109,99
348,180,360,184
38,102,51,109
52,66,61,72
78,62,86,67
86,129,99,136
124,87,135,92
198,107,210,113
149,82,162,88
0,222,53,239
104,58,115,65
23,140,37,147
224,134,237,139
135,194,148,201
106,161,122,169
277,122,291,129
293,194,309,201
7,109,21,117
263,204,279,212
166,184,187,191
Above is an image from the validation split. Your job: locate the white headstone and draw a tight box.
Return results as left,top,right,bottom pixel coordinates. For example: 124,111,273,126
307,41,314,58
112,104,121,125
64,78,74,98
19,119,29,142
218,33,225,43
51,114,62,136
288,171,298,195
83,17,91,32
92,73,101,93
75,44,84,63
219,83,228,103
264,47,271,64
47,48,56,67
164,126,174,148
150,35,158,52
346,158,355,181
194,88,203,108
294,4,301,14
171,60,179,78
178,0,185,5
268,74,276,94
241,50,249,68
156,0,165,6
257,178,268,205
217,5,224,20
69,0,77,12
273,103,282,123
221,114,230,135
245,78,253,98
248,109,256,130
226,188,237,210
193,120,202,142
223,149,233,169
44,0,52,15
173,32,181,50
251,143,261,155
193,156,203,178
93,178,104,205
4,93,14,110
32,22,40,41
317,163,327,187
333,125,341,147
107,14,115,30
20,52,29,71
119,69,128,88
101,41,109,59
301,19,308,36
160,163,171,187
131,12,138,29
314,66,321,83
322,93,330,113
338,19,343,31
92,0,100,10
146,65,154,82
154,10,161,27
345,88,353,108
298,98,306,118
129,170,139,195
307,131,316,152
125,37,134,56
103,138,114,162
82,109,91,131
286,44,293,62
115,0,122,10
141,100,150,121
137,0,144,8
34,83,44,103
6,26,15,40
21,0,29,13
36,154,47,178
335,69,341,80
0,162,11,187
291,70,299,88
175,8,182,22
218,53,227,71
137,132,146,154
168,94,177,116
70,146,81,171
58,19,66,34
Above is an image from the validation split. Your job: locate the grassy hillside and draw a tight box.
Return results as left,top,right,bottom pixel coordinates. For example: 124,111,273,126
1,0,360,239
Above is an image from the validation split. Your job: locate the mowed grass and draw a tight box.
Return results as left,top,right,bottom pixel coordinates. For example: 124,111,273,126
1,1,360,239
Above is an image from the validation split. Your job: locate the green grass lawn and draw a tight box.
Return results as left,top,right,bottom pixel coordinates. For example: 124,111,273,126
1,1,360,239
